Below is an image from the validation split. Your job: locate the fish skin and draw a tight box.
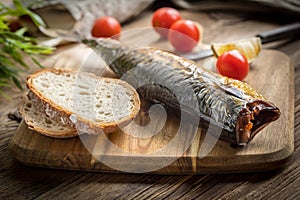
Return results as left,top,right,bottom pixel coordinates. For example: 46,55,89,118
83,38,280,146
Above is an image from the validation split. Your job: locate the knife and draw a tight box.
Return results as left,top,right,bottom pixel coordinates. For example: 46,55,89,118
181,22,300,61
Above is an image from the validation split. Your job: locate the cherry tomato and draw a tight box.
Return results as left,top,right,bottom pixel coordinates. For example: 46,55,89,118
152,7,182,38
168,19,200,52
216,50,249,80
91,16,121,39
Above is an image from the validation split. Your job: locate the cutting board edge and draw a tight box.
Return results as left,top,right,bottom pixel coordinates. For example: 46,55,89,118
8,124,294,174
8,148,293,175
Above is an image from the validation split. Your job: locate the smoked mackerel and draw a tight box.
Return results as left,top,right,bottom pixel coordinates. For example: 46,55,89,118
83,38,280,146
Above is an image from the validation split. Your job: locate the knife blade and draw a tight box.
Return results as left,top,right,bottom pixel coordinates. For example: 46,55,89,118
181,22,300,61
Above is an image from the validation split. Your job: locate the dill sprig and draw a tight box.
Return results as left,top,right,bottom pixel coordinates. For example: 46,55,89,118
0,0,54,97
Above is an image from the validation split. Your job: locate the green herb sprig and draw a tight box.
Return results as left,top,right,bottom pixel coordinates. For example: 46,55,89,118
0,0,54,97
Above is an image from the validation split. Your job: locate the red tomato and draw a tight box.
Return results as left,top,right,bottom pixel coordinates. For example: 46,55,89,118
168,20,200,52
216,50,249,80
152,7,182,38
91,16,121,39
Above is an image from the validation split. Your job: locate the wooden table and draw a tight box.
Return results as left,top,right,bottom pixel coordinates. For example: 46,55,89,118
1,5,300,199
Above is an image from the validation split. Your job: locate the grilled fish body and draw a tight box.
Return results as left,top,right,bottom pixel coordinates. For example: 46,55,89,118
83,38,280,146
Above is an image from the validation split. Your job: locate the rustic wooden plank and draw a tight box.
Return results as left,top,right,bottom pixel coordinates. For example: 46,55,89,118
1,8,300,200
0,139,81,199
32,174,191,200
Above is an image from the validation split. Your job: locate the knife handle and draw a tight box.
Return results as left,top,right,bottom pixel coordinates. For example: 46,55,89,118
256,22,300,44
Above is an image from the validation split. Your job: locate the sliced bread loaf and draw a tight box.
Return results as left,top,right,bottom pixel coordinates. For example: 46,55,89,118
19,93,78,138
25,68,140,136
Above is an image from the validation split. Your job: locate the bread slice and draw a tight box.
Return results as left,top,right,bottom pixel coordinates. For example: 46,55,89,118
25,68,140,136
19,93,78,138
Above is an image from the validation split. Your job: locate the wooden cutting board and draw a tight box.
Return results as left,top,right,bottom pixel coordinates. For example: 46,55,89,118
9,49,294,174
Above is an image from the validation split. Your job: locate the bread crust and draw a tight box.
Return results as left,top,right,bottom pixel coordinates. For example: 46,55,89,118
25,68,141,137
18,93,78,138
